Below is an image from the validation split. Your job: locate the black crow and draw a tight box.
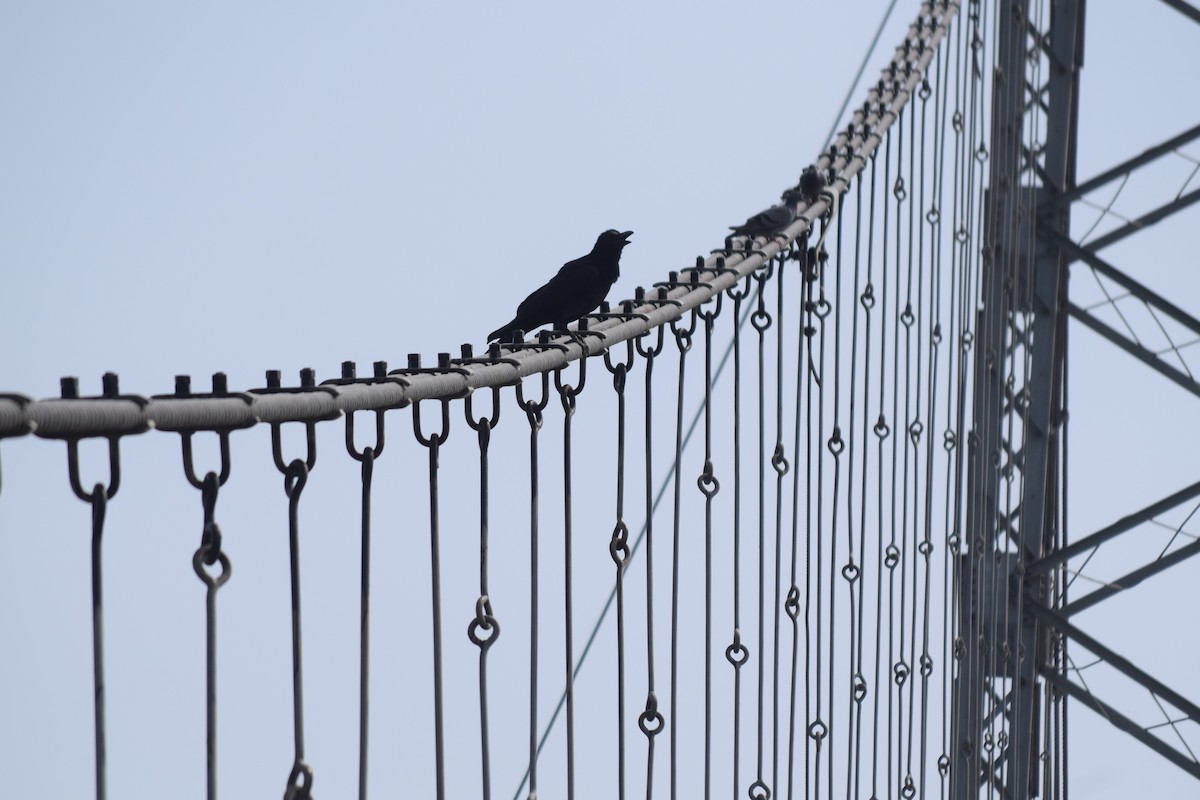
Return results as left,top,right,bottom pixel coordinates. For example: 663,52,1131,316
729,188,806,238
487,229,633,343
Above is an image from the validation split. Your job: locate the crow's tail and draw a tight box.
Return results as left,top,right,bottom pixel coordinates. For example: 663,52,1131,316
487,320,520,343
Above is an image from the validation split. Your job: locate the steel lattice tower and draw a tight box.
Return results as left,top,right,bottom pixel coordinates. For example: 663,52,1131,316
954,0,1200,796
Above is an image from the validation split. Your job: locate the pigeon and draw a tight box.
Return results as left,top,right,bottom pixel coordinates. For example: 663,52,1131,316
729,188,806,238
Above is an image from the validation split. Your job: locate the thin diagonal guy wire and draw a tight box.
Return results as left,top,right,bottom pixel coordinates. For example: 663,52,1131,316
511,282,763,800
1075,175,1130,245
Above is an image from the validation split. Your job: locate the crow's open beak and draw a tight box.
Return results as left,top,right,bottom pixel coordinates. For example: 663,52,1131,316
620,230,633,241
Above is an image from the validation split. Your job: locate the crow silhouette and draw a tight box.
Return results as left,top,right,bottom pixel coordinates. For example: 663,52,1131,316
729,188,806,238
487,229,633,343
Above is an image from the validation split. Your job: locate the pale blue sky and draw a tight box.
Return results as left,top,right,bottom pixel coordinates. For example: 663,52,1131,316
3,2,1200,798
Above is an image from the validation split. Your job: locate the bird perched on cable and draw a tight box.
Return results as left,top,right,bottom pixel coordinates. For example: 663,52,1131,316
487,229,633,343
797,164,828,203
728,188,807,238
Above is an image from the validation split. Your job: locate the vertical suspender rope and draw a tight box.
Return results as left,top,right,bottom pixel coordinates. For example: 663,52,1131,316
556,356,587,800
413,398,453,800
466,388,503,800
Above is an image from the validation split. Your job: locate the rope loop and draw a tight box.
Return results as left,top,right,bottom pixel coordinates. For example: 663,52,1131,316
67,436,122,502
725,630,749,666
784,586,801,620
697,460,720,498
637,692,664,737
283,459,308,499
464,386,503,432
515,371,551,429
860,282,876,309
827,427,845,456
852,673,868,703
748,780,771,800
874,414,891,438
283,761,314,800
197,471,224,567
609,520,630,567
181,431,233,488
467,595,500,648
770,443,789,476
413,398,452,447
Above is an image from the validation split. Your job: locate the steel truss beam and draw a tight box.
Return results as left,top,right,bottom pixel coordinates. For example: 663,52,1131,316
1027,476,1200,574
1048,121,1200,208
1026,602,1200,779
1055,234,1200,398
1081,186,1200,252
1041,670,1200,779
1063,535,1200,615
881,0,1200,794
1029,6,1200,779
952,1,1080,797
1036,227,1200,781
1061,237,1200,337
1068,301,1200,399
1160,0,1200,26
1023,473,1200,617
